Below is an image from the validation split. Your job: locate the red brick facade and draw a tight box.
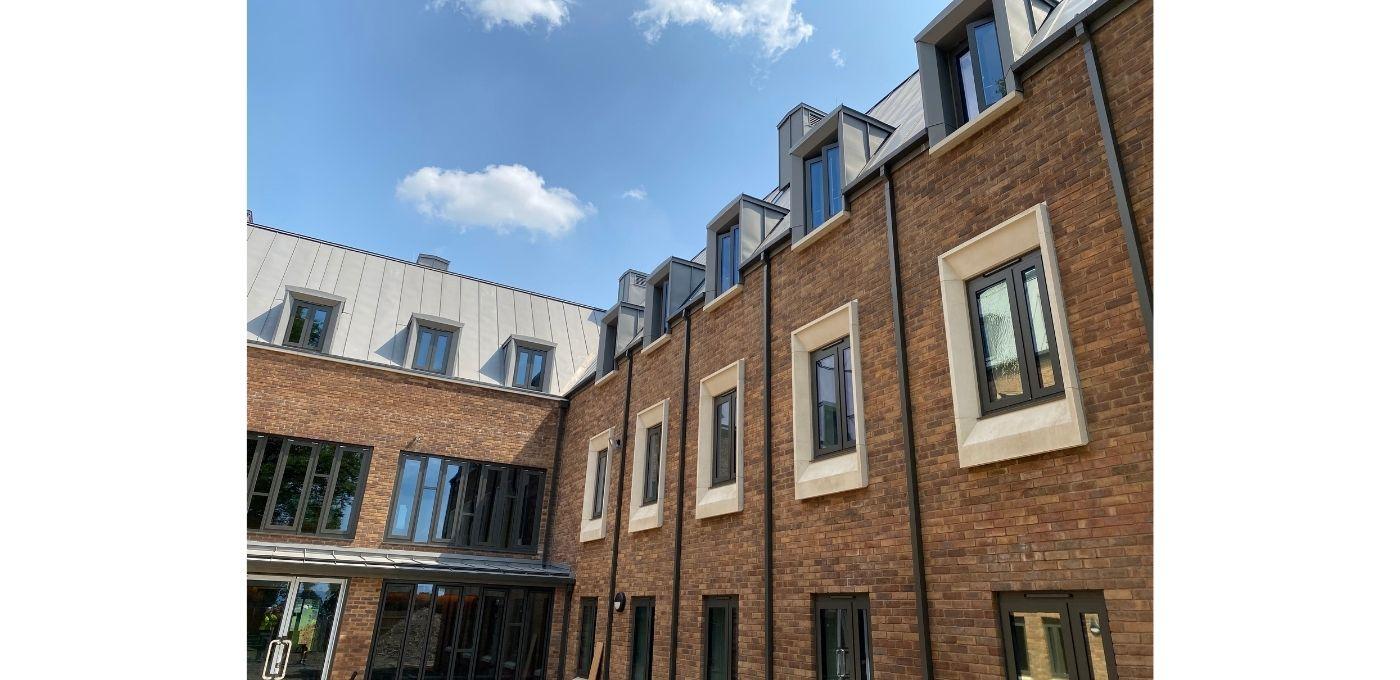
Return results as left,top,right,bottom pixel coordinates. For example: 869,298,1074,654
247,2,1152,679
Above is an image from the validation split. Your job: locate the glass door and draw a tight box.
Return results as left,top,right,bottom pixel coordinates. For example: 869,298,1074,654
814,596,871,680
248,576,347,680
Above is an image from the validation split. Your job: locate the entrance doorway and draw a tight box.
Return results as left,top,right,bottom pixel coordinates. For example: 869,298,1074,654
248,576,347,680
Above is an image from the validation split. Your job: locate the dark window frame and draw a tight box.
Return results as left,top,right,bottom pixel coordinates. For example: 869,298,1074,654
246,432,370,539
650,275,672,338
711,389,738,487
812,594,874,680
702,595,738,680
577,597,599,677
629,596,656,680
966,249,1064,415
995,591,1118,680
948,17,1008,127
511,344,550,391
282,297,336,352
411,323,456,375
716,223,741,294
811,337,857,459
383,451,546,555
804,141,844,231
364,580,554,680
590,447,609,520
641,423,663,506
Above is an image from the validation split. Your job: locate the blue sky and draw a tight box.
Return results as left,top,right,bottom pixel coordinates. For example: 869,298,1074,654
249,0,944,308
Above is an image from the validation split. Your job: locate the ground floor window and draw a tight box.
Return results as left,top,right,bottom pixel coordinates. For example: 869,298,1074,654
577,597,598,677
368,581,552,680
814,594,872,680
996,591,1116,680
702,596,738,680
629,597,655,680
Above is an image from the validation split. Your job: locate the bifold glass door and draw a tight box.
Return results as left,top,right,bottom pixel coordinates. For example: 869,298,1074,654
247,576,346,680
368,582,552,680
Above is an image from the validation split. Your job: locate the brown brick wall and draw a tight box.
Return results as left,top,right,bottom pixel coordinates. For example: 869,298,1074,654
248,3,1152,679
549,2,1152,678
247,347,568,678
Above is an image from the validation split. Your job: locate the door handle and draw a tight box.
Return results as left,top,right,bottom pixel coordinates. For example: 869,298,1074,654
276,639,294,680
262,638,286,680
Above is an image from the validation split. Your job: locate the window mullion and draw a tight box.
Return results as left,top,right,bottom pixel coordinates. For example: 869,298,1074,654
966,24,988,111
260,439,292,531
1009,262,1043,402
316,447,344,535
406,454,428,541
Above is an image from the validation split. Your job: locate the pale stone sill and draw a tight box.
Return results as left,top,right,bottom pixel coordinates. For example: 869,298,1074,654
791,211,850,253
639,333,671,356
927,91,1025,160
695,482,741,519
578,519,604,543
956,390,1088,467
628,503,662,533
595,369,619,388
795,449,868,500
702,283,744,313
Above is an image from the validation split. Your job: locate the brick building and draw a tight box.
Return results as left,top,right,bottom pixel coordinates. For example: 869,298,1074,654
246,1,1153,679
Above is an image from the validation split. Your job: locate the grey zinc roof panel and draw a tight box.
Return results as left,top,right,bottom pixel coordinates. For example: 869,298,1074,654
246,225,602,396
860,71,925,175
1025,0,1095,53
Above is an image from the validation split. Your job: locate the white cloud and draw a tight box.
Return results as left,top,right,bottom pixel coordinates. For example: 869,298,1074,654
430,0,570,30
621,187,648,200
396,165,594,238
634,0,814,59
830,48,844,68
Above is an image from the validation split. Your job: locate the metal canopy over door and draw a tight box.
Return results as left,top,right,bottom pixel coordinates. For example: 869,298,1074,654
247,576,347,680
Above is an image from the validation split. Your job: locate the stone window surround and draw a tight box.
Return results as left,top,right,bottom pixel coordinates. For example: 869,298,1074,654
273,285,346,352
937,202,1088,467
579,427,614,543
628,399,669,533
695,359,744,518
790,301,870,500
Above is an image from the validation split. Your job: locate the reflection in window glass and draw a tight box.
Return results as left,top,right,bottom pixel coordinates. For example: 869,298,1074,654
591,451,608,519
808,159,828,227
325,449,362,533
413,457,443,543
972,20,1006,107
577,598,597,677
713,390,736,484
268,442,313,527
1022,268,1057,389
824,144,842,215
958,50,979,120
642,424,662,505
976,281,1025,401
1081,613,1111,680
390,458,422,538
1009,611,1069,680
841,345,855,445
815,352,840,449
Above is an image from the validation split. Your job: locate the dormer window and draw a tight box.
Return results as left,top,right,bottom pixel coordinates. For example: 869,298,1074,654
717,223,740,293
404,313,463,377
283,298,333,352
805,142,842,228
953,19,1006,123
511,345,549,391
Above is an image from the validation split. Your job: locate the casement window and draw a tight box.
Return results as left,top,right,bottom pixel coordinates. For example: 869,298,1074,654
953,18,1008,124
368,583,552,680
938,203,1086,467
814,595,873,680
711,389,738,486
577,598,598,677
805,142,843,228
630,400,669,532
967,249,1063,414
790,302,868,499
716,224,740,294
580,429,613,541
283,298,335,352
996,591,1116,680
812,337,856,458
702,596,738,680
652,277,671,337
599,320,620,376
642,425,662,504
246,433,368,537
385,453,545,553
629,597,656,680
696,360,744,518
511,345,549,391
411,325,455,374
591,450,609,520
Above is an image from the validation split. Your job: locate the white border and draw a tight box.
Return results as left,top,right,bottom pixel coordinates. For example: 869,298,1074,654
790,300,869,499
